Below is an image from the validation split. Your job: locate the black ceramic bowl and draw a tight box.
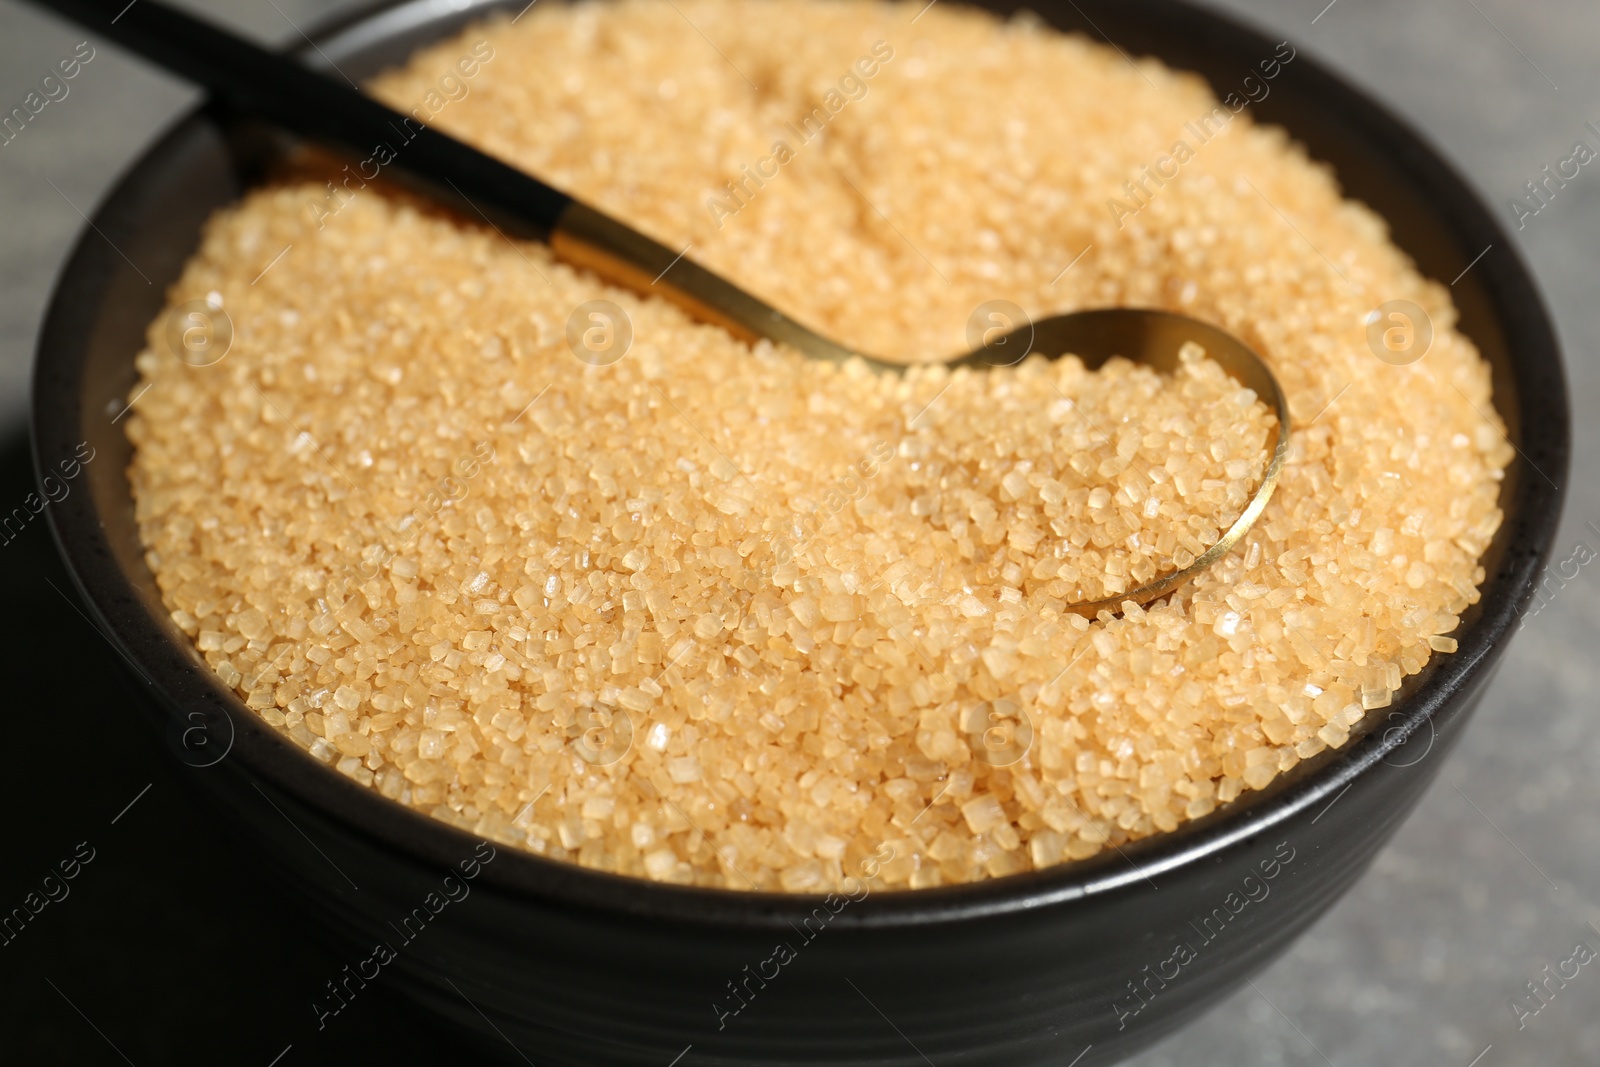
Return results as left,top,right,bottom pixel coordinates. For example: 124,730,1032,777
33,0,1567,1064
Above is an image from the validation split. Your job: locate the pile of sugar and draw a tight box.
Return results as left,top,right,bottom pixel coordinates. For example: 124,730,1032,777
125,0,1509,891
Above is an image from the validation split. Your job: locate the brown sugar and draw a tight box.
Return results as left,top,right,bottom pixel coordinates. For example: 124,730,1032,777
125,0,1509,890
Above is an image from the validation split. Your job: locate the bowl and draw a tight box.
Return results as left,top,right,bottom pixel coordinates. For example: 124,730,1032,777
32,0,1568,1063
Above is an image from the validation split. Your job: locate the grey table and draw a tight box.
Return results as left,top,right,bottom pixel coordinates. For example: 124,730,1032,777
1,1,1595,1064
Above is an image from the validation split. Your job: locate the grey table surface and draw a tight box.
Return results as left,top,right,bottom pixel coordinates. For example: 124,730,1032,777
0,1,1595,1065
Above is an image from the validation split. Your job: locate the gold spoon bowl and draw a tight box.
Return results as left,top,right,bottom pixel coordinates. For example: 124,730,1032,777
556,203,1291,617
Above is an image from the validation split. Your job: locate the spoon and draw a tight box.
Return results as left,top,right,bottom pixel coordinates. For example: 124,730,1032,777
33,0,1289,618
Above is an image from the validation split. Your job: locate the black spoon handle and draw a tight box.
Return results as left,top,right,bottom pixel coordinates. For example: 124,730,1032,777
29,0,573,239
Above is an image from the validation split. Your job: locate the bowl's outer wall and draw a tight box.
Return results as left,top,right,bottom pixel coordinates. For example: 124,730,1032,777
31,0,1567,1064
193,676,1496,1066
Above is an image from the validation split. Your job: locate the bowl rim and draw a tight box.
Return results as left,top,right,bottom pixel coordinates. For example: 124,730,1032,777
33,0,1569,930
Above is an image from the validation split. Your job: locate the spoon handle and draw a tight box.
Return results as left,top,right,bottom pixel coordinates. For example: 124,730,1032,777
29,0,862,362
551,202,865,364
